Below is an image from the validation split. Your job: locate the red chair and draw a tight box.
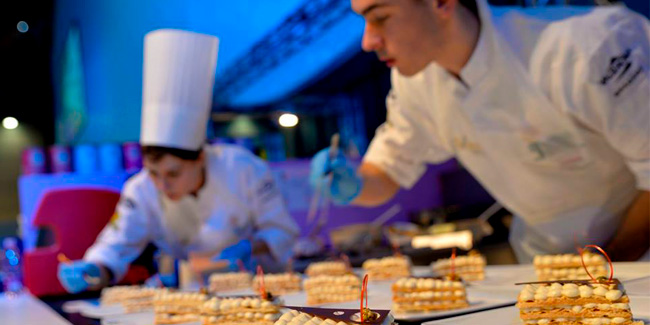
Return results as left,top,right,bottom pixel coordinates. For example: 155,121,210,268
22,188,149,296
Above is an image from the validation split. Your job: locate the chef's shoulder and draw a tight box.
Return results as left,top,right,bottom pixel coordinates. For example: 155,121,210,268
532,6,647,80
206,143,269,176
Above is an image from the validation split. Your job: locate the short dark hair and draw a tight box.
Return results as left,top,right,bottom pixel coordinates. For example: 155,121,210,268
141,146,202,162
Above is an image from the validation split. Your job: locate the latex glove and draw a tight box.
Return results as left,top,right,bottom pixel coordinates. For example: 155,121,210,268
216,240,253,272
309,148,362,205
57,261,101,294
144,273,177,288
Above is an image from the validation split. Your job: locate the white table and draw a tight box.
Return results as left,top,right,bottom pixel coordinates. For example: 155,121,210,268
0,292,72,325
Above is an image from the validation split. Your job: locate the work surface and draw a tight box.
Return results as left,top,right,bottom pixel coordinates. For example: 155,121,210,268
2,262,649,325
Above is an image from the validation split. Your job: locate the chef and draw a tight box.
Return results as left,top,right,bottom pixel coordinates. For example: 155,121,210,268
311,0,649,262
58,29,300,293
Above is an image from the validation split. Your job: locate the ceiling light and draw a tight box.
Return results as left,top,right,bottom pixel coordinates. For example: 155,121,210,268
2,117,19,130
278,113,298,128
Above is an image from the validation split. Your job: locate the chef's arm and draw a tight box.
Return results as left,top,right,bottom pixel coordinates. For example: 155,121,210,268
251,239,271,256
351,162,401,207
606,191,649,261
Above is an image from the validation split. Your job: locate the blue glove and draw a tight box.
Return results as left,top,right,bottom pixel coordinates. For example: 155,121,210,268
57,261,101,294
144,274,177,288
216,240,253,272
309,148,362,205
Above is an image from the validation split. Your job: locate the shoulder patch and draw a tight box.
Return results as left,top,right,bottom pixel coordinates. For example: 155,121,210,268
119,197,137,210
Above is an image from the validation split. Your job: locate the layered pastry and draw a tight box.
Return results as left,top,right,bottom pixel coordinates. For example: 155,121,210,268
303,274,361,305
362,256,412,280
200,296,283,325
431,252,486,281
516,280,644,324
392,277,469,313
153,292,208,324
252,272,302,295
534,253,608,281
305,261,349,277
100,285,168,313
208,272,252,293
274,309,396,325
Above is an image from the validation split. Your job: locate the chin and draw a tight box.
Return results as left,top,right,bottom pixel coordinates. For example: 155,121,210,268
396,65,420,77
165,193,182,201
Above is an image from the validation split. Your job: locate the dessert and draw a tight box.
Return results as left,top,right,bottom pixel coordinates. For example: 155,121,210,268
516,280,644,325
431,252,486,281
153,291,208,324
208,272,252,293
303,274,361,305
200,296,283,325
362,255,412,280
392,277,469,313
534,253,607,281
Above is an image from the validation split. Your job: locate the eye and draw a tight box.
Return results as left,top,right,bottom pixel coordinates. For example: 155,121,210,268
167,171,180,178
370,14,389,24
149,170,159,178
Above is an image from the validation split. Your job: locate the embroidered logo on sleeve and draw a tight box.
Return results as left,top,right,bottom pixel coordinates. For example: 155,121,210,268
600,48,645,97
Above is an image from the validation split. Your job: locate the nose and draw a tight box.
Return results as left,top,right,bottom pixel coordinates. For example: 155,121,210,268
361,23,382,53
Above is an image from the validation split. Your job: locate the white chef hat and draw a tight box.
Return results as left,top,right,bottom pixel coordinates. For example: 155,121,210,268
140,29,219,151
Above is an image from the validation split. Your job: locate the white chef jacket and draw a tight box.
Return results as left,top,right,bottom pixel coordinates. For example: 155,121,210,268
364,1,650,262
84,144,300,281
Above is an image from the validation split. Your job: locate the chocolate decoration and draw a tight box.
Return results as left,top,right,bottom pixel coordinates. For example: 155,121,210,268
283,306,391,324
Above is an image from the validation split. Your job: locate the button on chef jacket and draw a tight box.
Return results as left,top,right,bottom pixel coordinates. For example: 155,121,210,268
84,144,300,281
364,0,650,262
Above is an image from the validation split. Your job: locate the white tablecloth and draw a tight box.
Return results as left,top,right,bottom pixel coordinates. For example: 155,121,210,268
0,292,71,325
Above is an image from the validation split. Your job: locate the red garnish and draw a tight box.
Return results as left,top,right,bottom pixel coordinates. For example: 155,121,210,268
392,243,402,257
451,247,457,278
257,265,267,299
580,245,614,284
360,274,369,322
341,254,352,272
236,259,247,273
574,232,583,254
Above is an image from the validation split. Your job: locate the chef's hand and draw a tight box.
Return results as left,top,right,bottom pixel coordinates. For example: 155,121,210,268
57,260,102,294
309,148,362,205
216,240,253,272
144,273,177,288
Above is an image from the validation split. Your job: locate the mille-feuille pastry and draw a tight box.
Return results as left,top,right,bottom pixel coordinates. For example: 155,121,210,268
273,309,397,325
252,272,302,295
516,280,644,325
431,252,486,281
303,274,361,305
534,253,607,281
305,261,350,277
208,272,252,293
100,285,168,313
362,255,412,280
200,296,283,325
153,291,208,324
392,277,469,313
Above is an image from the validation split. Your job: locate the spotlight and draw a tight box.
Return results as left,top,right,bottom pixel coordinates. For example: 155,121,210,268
2,117,19,130
278,113,299,128
17,21,29,33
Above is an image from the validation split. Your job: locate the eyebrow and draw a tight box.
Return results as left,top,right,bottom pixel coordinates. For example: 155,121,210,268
360,3,388,16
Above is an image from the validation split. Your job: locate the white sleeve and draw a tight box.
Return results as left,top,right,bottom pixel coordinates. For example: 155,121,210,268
84,177,152,281
364,73,453,189
556,13,650,190
246,158,300,264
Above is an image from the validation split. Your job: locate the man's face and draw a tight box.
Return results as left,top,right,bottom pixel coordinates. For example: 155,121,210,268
144,153,204,201
352,0,443,76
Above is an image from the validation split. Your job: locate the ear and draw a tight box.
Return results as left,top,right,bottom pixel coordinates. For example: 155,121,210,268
432,0,458,19
197,150,206,165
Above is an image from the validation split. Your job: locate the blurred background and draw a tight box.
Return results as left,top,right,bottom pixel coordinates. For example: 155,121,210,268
0,0,648,273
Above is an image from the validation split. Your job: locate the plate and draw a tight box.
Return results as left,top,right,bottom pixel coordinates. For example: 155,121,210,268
423,295,650,324
282,281,516,322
